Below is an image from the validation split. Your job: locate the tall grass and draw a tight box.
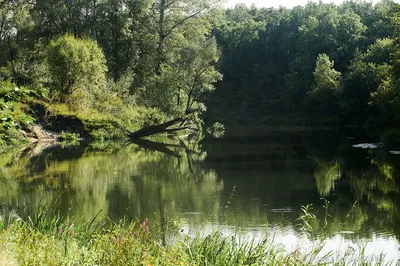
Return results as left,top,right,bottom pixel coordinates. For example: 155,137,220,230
0,205,395,265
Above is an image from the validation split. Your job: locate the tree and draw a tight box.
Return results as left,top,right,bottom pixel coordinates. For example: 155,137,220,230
341,38,394,123
95,0,153,80
135,0,223,123
310,54,341,97
46,34,107,103
210,5,267,118
0,0,35,80
370,76,400,123
148,37,222,117
151,0,222,70
30,0,91,38
307,54,341,119
369,42,400,124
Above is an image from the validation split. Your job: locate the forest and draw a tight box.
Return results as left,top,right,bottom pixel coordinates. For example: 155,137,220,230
209,0,400,126
1,0,400,148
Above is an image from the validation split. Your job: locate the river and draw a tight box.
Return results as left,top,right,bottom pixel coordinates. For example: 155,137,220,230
0,126,399,263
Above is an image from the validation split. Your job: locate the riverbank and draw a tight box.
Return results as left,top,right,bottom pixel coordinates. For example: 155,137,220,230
0,78,173,153
0,213,390,266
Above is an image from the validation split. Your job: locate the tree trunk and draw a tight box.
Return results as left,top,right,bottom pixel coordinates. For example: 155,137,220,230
128,117,186,139
156,0,166,72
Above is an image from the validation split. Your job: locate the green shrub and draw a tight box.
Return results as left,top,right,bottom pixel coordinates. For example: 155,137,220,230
0,80,44,150
0,80,36,130
46,34,107,105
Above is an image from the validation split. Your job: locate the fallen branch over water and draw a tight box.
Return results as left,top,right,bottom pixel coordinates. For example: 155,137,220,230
128,117,185,139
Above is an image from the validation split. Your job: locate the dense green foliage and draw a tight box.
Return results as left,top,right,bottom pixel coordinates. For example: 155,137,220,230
2,0,400,143
209,1,400,125
0,0,222,145
47,34,108,104
0,80,40,150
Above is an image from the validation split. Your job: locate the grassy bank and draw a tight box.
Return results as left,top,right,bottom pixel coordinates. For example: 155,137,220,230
0,209,393,266
0,78,170,153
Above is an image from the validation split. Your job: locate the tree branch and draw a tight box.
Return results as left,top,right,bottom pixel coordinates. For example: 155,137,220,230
164,7,206,38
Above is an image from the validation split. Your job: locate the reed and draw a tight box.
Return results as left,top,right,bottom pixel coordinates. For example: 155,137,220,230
0,206,394,265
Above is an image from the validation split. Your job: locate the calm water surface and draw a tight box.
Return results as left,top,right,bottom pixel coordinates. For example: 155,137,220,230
1,127,400,262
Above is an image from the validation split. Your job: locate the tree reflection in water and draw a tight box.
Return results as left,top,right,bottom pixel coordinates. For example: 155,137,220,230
0,128,400,242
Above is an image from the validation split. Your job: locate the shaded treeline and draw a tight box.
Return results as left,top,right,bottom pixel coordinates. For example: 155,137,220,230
208,1,400,126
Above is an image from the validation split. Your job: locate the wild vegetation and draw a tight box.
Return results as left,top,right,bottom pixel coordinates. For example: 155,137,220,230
2,0,400,147
209,0,400,125
0,0,223,149
0,203,391,265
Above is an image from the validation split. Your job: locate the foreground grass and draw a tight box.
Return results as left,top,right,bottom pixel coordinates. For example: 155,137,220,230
0,211,394,266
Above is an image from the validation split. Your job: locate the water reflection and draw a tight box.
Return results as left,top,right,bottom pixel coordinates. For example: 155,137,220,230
0,139,223,224
1,127,400,260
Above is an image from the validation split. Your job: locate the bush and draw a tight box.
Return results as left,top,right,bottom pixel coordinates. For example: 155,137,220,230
0,80,43,150
0,80,37,129
46,34,107,105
